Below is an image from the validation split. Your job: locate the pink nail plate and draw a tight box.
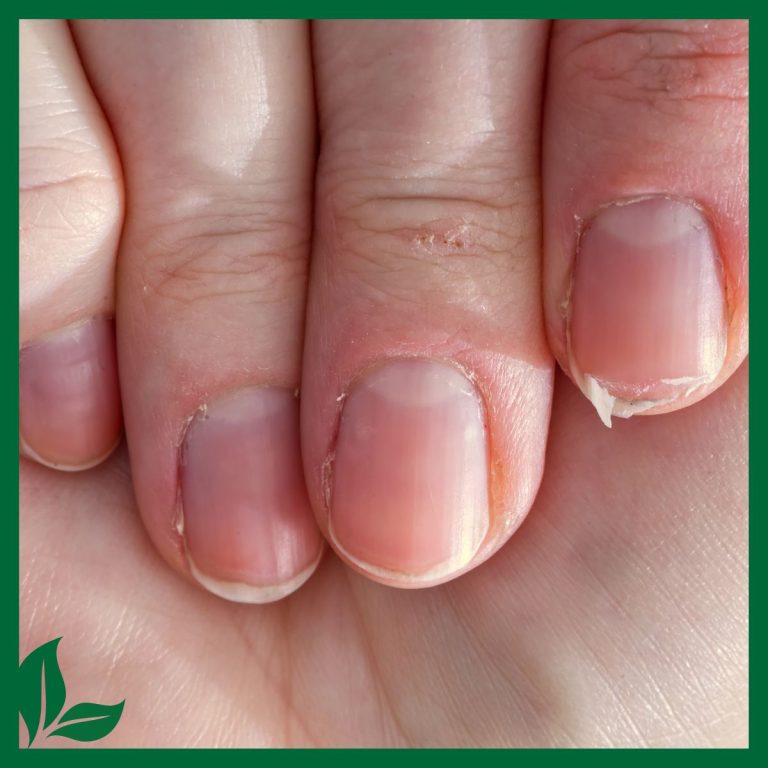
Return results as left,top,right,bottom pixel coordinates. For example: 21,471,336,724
330,359,489,584
180,388,322,603
19,317,121,470
569,197,727,426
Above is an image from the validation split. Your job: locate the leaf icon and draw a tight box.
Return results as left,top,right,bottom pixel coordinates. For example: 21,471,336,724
18,637,66,747
48,701,125,742
19,637,126,746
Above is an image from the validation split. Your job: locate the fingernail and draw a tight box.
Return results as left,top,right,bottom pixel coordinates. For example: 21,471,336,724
568,197,727,427
19,317,122,470
180,388,322,603
329,359,489,585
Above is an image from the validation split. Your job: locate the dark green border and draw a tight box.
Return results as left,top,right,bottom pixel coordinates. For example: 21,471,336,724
11,8,757,757
12,4,760,18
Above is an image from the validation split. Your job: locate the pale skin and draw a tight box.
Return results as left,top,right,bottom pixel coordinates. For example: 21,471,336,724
20,20,748,746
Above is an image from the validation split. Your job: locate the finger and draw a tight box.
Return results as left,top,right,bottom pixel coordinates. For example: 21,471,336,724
72,20,323,602
542,19,748,426
19,20,123,469
303,21,553,587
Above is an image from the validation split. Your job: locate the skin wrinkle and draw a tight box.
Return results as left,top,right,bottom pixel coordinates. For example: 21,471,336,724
638,503,745,667
210,606,284,741
347,585,482,746
279,602,323,747
320,161,534,204
526,515,653,744
22,27,119,189
22,118,100,144
144,171,301,219
316,203,542,348
559,22,748,62
326,192,537,269
443,585,579,747
134,192,304,237
134,217,308,307
141,248,306,307
19,170,112,194
584,83,747,117
344,573,414,747
335,221,523,283
20,176,117,233
559,26,748,107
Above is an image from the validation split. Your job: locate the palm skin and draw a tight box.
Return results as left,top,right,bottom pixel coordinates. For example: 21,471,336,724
20,365,747,747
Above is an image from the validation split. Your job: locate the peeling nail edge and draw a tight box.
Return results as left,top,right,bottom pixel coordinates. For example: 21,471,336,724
562,237,726,429
19,434,121,472
186,547,324,604
581,375,615,428
574,369,721,428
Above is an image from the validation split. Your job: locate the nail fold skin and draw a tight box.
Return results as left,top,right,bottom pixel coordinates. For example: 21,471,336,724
19,316,122,470
329,358,490,585
567,197,727,427
180,388,322,603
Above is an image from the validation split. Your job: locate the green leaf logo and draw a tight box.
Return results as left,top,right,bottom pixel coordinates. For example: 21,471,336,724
48,701,125,742
18,637,65,745
18,638,125,747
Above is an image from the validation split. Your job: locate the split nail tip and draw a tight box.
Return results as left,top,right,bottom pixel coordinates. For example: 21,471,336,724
186,549,323,604
581,370,721,429
582,375,614,428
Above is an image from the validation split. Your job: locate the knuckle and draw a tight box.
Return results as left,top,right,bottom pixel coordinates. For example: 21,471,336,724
20,110,123,261
19,173,121,261
321,180,537,309
20,100,119,200
135,201,308,307
559,20,748,113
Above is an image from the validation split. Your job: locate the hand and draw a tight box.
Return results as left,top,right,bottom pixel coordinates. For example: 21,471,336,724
20,20,747,746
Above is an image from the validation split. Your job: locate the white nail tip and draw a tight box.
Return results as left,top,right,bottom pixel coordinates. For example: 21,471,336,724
19,435,120,472
327,516,487,588
186,548,323,604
